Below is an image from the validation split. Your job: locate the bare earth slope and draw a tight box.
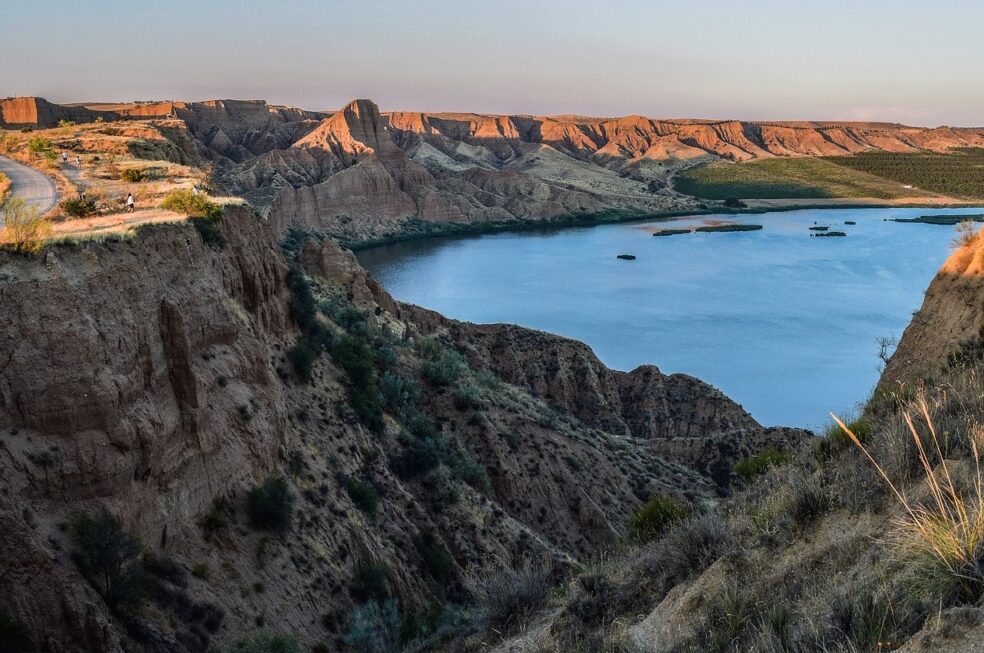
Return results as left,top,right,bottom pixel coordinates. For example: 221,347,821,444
0,207,804,652
8,96,984,244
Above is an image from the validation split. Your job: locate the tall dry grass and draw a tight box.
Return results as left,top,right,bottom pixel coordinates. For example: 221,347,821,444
834,388,984,602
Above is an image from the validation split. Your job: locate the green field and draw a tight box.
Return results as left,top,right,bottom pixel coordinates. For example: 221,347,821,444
674,149,984,201
827,148,984,198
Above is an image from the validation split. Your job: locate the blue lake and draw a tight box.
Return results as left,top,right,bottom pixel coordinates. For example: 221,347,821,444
357,208,984,430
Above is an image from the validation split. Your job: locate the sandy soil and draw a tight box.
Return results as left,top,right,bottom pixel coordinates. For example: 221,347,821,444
744,196,981,209
50,209,187,240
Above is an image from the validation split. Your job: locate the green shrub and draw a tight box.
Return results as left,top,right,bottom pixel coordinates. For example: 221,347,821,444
346,478,381,517
61,197,97,217
628,495,687,543
70,511,143,609
57,119,75,128
0,609,35,653
288,340,318,383
415,531,455,583
475,369,501,390
390,431,489,491
190,216,226,248
390,435,442,479
380,371,419,415
948,324,984,368
200,496,233,539
247,476,294,534
120,168,145,183
333,334,383,431
421,350,466,386
286,268,320,335
27,137,52,155
442,444,491,492
818,417,872,461
733,447,788,482
453,384,483,410
345,599,400,653
215,632,302,653
161,189,221,219
352,561,391,602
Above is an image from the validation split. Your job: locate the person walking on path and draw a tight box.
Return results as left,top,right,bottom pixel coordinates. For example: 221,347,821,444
75,156,82,170
62,152,68,164
125,192,135,213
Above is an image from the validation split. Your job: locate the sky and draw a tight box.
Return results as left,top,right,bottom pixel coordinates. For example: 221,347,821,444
2,0,982,126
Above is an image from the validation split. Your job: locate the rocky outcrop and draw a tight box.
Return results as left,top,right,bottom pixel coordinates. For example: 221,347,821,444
880,230,984,391
0,97,115,127
0,217,803,652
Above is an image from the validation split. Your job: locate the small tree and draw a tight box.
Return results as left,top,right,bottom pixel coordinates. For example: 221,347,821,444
70,511,143,609
247,476,294,534
2,197,51,255
161,189,221,219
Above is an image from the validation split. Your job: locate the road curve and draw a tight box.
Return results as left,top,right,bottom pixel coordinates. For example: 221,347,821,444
0,155,58,226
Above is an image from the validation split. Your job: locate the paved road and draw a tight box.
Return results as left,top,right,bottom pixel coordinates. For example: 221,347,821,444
0,155,58,226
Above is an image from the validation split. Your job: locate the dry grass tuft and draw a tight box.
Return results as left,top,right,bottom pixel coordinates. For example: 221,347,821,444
1,197,52,255
834,392,984,602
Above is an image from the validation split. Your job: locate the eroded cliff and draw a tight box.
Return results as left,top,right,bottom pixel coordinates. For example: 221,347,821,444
0,208,803,652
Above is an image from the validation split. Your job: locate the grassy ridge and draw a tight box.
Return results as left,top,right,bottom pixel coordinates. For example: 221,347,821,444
0,172,9,205
674,157,919,200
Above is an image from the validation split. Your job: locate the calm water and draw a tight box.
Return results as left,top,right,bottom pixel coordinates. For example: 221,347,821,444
358,208,984,429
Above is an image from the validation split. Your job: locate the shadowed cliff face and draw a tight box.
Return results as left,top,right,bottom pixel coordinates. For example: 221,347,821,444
0,210,805,652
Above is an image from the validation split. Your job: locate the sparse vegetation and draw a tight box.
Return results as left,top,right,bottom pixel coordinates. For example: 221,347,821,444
247,476,294,534
628,495,687,543
61,197,98,217
345,599,401,653
420,348,466,387
161,189,221,219
120,168,146,183
70,511,143,609
346,478,381,517
333,334,384,431
733,447,788,482
467,557,553,628
215,632,302,653
1,197,51,254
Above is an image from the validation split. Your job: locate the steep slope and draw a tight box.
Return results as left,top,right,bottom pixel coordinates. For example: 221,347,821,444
445,227,984,653
0,208,800,652
879,229,984,391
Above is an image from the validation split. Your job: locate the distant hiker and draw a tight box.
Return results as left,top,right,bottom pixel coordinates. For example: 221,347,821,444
62,151,68,164
77,187,86,201
192,185,200,196
76,156,82,169
126,193,135,213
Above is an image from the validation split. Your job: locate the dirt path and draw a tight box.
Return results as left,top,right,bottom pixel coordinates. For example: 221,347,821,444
0,155,58,225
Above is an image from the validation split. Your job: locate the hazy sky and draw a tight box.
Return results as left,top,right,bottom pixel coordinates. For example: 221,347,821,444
2,0,982,125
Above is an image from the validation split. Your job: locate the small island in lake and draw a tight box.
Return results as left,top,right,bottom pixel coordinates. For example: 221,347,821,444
812,231,847,237
652,228,692,237
809,226,829,231
616,254,636,260
845,220,857,225
892,214,984,225
694,224,763,233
